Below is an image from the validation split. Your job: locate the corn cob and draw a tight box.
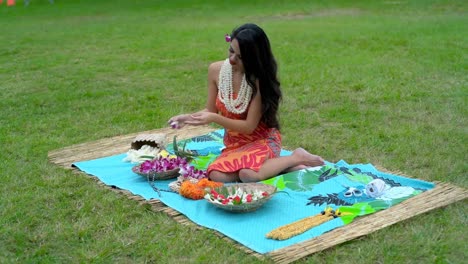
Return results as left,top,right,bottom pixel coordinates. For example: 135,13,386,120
266,207,338,240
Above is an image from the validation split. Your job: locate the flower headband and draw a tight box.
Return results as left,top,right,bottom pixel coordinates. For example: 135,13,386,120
225,34,231,42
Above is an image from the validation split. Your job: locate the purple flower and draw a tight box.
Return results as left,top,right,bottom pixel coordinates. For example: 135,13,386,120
170,121,179,129
138,156,208,179
179,163,207,179
139,160,153,173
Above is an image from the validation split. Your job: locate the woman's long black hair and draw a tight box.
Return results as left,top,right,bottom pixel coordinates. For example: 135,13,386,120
231,23,282,130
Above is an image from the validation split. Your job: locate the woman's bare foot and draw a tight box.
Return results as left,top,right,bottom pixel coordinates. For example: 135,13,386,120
292,148,324,167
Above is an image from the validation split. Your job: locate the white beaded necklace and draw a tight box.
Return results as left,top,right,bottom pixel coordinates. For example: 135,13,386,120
218,59,253,114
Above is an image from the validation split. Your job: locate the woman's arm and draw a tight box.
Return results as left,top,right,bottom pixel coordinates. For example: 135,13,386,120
187,80,263,134
205,61,221,113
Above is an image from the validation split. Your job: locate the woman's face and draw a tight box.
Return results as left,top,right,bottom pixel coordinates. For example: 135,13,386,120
228,38,244,72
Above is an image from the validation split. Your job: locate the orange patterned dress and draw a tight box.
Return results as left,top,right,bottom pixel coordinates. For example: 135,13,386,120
206,95,282,175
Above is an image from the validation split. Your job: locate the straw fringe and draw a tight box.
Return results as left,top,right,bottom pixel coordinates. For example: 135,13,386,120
48,125,468,264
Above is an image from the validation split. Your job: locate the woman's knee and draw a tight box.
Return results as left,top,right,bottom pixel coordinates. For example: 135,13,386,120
209,170,239,182
208,171,224,182
238,169,257,183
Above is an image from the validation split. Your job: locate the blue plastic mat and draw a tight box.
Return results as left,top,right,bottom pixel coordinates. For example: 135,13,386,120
73,130,435,254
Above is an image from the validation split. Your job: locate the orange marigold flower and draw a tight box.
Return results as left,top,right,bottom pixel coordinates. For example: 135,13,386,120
179,181,205,200
197,178,223,189
179,179,223,200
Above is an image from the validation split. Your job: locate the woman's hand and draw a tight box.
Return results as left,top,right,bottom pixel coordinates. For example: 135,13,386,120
167,114,193,129
185,112,215,126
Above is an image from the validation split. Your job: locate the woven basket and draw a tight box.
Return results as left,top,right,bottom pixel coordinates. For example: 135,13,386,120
131,133,166,150
205,183,277,213
131,164,180,181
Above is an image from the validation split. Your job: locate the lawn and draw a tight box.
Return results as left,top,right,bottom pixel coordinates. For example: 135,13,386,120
0,0,466,263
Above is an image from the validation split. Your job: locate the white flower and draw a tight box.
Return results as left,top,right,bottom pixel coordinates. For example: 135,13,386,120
123,145,160,163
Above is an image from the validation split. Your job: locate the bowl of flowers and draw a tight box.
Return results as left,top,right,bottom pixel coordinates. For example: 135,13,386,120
204,183,277,213
131,135,200,180
132,155,188,180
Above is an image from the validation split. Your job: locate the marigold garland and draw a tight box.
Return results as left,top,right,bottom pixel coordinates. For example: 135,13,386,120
179,178,223,200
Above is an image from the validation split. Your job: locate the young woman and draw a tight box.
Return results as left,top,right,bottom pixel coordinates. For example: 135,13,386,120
168,23,324,182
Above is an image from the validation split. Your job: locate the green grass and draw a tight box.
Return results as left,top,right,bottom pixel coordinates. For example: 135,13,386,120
1,0,467,263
